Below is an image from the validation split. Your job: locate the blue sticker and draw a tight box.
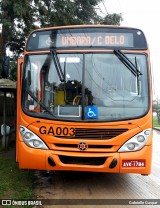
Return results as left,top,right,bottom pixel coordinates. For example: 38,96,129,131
86,106,98,119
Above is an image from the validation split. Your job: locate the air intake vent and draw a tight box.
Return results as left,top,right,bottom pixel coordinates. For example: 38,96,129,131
59,155,107,165
75,128,128,139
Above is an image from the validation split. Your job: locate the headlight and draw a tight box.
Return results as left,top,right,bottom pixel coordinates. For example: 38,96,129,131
137,135,145,142
118,128,151,152
24,132,33,140
19,125,48,150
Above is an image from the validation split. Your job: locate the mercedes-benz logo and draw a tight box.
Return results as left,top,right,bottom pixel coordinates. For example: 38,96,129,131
78,142,88,151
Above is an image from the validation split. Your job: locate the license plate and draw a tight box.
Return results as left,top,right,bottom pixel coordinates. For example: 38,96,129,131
122,160,145,167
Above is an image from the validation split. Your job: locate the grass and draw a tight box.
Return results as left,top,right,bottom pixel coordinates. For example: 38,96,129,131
153,116,160,128
0,146,34,208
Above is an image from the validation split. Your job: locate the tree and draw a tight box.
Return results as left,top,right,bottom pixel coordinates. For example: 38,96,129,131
0,0,122,78
34,0,122,27
0,0,37,55
153,98,160,120
34,0,105,27
0,0,38,77
102,13,123,25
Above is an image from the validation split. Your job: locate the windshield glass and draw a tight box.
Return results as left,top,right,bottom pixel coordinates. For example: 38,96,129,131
22,53,149,121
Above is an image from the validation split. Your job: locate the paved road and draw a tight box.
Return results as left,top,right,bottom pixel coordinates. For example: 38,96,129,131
34,130,160,208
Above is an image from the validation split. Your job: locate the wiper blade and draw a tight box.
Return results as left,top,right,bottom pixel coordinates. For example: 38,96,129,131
114,50,142,77
25,88,55,117
50,49,65,82
135,56,140,95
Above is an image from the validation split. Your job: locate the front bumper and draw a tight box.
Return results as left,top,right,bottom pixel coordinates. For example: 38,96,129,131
18,142,152,175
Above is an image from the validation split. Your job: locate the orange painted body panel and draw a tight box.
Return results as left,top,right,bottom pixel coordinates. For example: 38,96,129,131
16,25,152,174
119,145,152,174
18,136,152,174
16,109,152,174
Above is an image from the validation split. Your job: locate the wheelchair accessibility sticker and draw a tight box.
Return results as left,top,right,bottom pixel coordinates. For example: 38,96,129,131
86,106,98,119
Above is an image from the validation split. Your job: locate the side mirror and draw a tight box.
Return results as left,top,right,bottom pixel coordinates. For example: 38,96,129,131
28,70,31,86
1,42,23,79
1,55,10,78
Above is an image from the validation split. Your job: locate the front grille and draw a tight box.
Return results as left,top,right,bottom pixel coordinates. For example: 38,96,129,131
75,128,128,139
59,155,107,165
56,128,128,140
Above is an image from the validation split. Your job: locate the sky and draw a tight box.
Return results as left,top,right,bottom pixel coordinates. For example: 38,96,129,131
101,0,160,99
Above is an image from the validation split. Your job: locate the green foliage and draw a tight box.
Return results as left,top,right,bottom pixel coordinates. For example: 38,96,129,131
0,0,123,76
34,0,103,27
0,0,38,56
153,116,160,128
102,13,123,25
153,103,160,115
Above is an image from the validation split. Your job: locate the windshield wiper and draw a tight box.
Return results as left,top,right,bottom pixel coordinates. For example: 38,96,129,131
25,88,55,117
135,56,140,95
50,49,65,82
114,50,142,77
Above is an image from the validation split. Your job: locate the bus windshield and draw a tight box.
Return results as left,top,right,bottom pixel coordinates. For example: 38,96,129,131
22,52,149,121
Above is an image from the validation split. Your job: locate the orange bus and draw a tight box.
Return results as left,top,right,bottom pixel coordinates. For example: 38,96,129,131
16,25,152,175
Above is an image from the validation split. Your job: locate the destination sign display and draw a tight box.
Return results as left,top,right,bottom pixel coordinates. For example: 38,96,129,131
38,33,133,48
26,27,148,51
